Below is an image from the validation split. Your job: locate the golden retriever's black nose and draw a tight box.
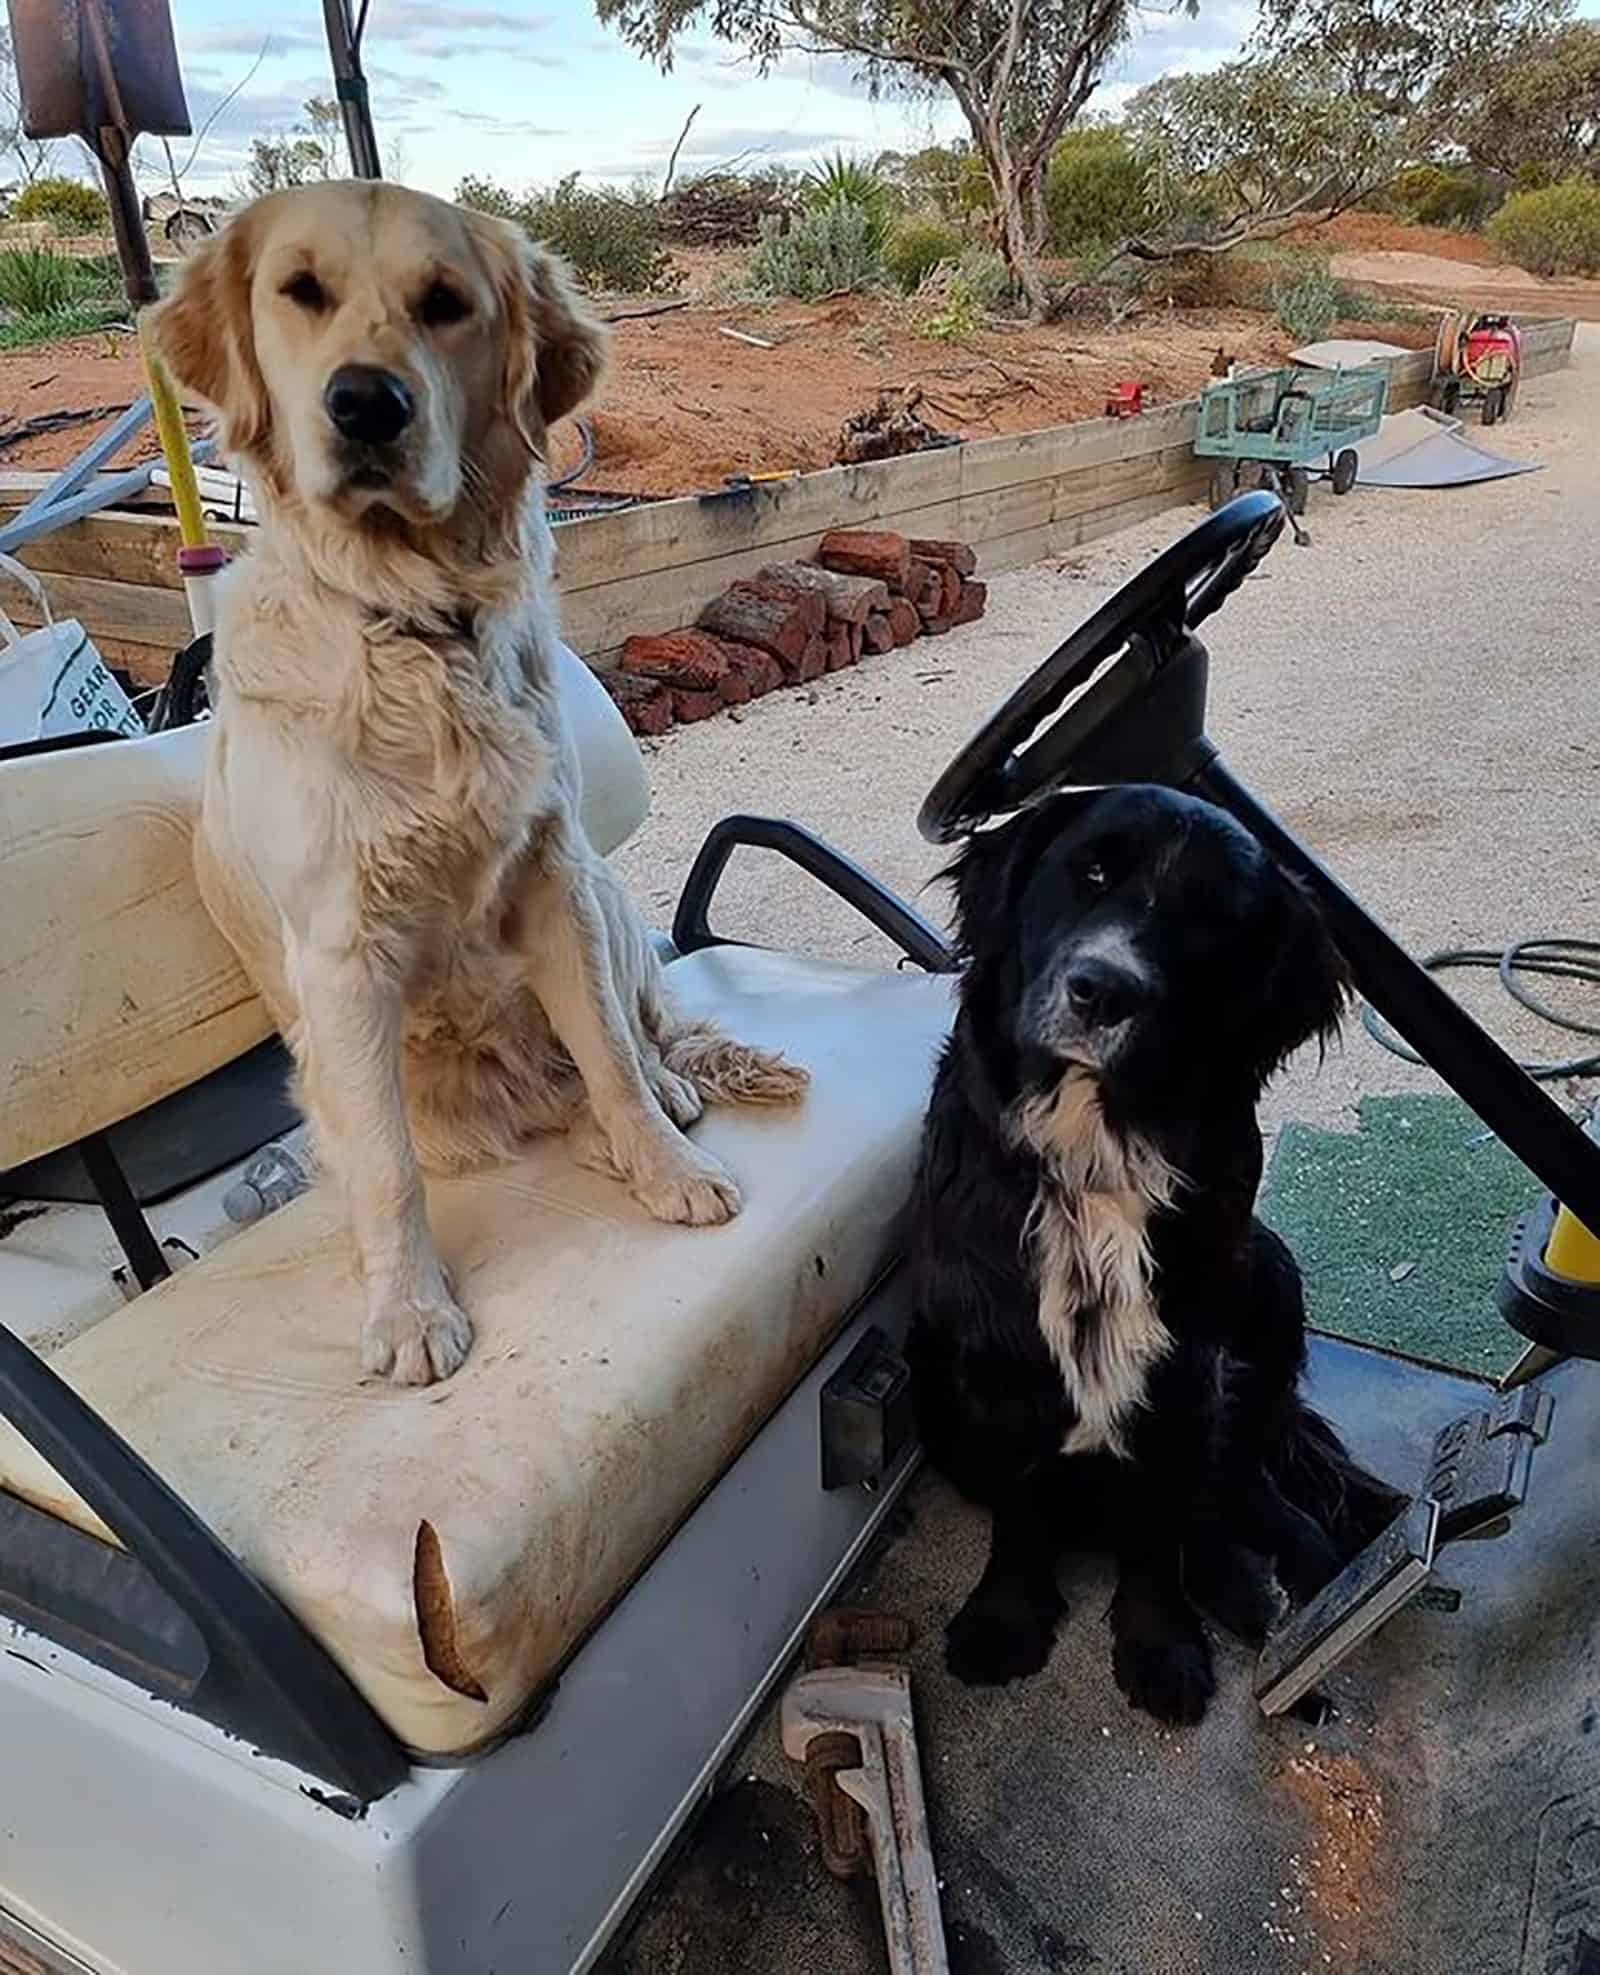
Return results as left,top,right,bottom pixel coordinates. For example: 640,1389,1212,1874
324,365,414,445
1065,955,1145,1027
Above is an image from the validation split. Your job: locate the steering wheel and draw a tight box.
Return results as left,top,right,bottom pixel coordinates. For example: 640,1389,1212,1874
917,490,1285,843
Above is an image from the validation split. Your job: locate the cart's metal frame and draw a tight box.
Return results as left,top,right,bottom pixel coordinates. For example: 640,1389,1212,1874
1196,365,1388,519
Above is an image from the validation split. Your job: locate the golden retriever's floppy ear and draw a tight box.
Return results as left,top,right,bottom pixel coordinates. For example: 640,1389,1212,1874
149,211,270,455
466,211,609,451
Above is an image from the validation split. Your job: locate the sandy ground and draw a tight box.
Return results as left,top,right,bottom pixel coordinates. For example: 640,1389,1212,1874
1330,248,1600,323
614,323,1600,1141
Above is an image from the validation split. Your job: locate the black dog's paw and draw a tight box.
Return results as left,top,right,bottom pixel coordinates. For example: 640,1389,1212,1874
1112,1635,1217,1726
945,1592,1063,1686
1189,1545,1284,1648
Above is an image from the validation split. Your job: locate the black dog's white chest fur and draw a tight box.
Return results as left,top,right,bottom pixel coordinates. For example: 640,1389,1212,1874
1008,1071,1177,1457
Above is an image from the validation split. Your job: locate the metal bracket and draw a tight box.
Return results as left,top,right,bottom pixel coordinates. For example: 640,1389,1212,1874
820,1326,914,1491
1425,1386,1554,1544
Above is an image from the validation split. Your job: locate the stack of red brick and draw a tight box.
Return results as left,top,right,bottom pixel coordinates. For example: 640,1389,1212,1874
601,528,988,736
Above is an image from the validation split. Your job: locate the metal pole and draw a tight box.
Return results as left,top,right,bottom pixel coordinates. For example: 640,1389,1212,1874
321,0,382,179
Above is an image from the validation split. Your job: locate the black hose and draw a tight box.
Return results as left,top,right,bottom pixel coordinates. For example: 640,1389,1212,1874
1361,938,1600,1081
548,417,596,494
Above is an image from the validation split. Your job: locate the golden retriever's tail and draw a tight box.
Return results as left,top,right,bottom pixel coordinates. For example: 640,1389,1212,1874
661,1022,809,1106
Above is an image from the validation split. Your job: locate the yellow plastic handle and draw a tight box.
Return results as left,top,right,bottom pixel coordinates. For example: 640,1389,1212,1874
139,316,208,551
1546,1203,1600,1286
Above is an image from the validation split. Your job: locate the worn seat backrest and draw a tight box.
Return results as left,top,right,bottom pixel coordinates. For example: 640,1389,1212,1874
0,644,647,1173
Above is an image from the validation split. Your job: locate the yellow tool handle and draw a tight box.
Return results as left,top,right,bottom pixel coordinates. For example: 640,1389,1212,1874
139,316,208,550
1547,1203,1600,1285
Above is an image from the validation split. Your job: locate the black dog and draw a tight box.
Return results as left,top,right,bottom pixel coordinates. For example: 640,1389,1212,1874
906,785,1402,1725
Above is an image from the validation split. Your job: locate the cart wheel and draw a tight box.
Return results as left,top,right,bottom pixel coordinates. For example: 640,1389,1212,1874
1482,388,1502,428
1286,465,1310,515
1331,448,1358,496
1208,462,1236,512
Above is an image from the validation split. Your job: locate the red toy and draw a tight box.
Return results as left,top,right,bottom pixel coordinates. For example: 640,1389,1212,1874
1105,381,1144,419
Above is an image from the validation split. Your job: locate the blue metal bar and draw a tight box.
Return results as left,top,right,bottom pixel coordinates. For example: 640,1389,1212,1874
0,441,216,560
7,399,154,534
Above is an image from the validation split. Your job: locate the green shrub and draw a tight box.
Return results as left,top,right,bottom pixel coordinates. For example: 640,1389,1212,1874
0,300,125,350
749,201,883,299
455,173,522,222
882,143,989,218
456,173,676,293
1045,128,1150,253
913,265,980,341
0,247,123,347
1390,163,1500,231
954,246,1016,310
1488,179,1600,276
1271,260,1340,343
801,153,893,254
956,153,994,215
11,176,110,234
883,216,962,292
0,247,120,316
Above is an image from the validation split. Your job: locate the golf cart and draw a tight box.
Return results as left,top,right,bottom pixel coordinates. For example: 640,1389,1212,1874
6,7,1600,1969
5,489,1600,1975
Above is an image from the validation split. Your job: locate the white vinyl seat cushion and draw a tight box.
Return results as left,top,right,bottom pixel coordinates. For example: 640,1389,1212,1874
0,945,953,1758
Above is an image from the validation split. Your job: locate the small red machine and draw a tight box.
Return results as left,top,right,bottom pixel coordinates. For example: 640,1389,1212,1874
1105,381,1144,419
1432,310,1522,426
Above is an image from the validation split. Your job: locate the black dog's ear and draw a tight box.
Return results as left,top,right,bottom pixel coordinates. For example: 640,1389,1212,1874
946,793,1100,960
1255,867,1352,1081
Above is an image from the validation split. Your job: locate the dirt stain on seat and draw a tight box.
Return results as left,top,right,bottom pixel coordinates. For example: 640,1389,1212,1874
413,1519,488,1702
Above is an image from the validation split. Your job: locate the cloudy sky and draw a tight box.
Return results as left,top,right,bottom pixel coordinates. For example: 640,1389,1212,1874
157,0,1260,197
152,0,1600,198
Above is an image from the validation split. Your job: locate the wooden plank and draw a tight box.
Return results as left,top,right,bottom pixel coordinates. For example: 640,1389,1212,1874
0,470,172,512
576,462,1212,664
13,510,251,590
560,441,1205,657
1518,318,1576,358
555,446,964,593
956,398,1199,497
982,474,1211,578
0,570,193,650
558,401,1201,595
563,336,1453,600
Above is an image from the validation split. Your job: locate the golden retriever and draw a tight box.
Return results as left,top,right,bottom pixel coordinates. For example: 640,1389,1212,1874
151,181,805,1386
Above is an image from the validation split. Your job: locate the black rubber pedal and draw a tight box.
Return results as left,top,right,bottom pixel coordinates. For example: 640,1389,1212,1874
1425,1387,1555,1544
1256,1498,1439,1717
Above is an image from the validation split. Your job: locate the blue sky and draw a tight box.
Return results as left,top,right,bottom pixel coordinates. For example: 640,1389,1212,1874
162,0,1263,195
160,0,1600,199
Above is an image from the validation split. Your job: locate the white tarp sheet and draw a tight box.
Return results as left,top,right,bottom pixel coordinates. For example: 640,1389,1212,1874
1351,405,1541,488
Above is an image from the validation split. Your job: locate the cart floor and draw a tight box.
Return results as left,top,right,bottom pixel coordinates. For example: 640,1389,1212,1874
600,1337,1599,1975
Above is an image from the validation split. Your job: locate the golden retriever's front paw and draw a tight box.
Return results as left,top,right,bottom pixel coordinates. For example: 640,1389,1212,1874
648,1062,704,1130
630,1142,742,1226
361,1289,474,1385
